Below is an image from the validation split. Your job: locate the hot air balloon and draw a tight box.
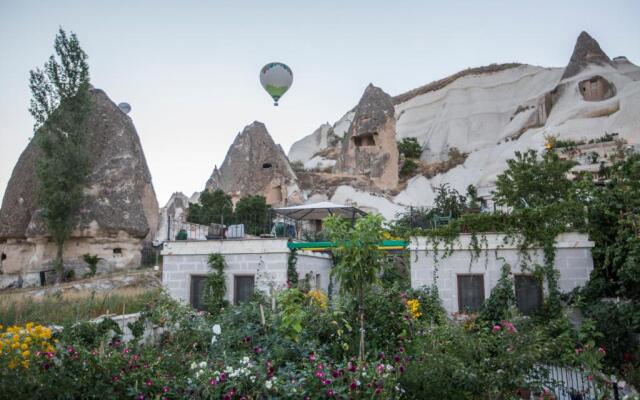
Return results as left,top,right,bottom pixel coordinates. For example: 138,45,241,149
259,62,293,106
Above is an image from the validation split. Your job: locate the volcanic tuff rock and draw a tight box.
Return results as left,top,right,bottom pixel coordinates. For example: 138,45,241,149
205,121,303,206
562,31,613,80
336,84,399,190
288,31,640,218
0,88,159,284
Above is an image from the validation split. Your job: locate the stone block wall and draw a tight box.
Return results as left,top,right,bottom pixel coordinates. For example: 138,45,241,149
161,239,332,305
410,232,594,315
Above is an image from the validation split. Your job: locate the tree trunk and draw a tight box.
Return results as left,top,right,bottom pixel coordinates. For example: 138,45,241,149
54,241,64,284
358,287,365,361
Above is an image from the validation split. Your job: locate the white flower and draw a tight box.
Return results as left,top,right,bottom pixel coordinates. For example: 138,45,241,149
190,362,197,370
250,375,256,383
242,356,250,365
199,361,207,369
195,369,203,378
212,324,221,335
265,379,273,390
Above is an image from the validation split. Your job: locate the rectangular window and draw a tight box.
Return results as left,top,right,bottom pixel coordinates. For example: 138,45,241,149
190,275,207,310
234,275,255,305
457,274,485,313
515,275,543,316
315,273,321,289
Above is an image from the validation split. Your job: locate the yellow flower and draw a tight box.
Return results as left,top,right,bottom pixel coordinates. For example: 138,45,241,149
21,360,29,369
306,289,328,310
26,322,34,331
11,342,20,350
20,343,29,351
22,350,30,358
407,299,422,319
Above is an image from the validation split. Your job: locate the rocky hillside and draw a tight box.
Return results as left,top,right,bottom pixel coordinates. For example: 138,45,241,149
288,31,640,218
0,88,159,286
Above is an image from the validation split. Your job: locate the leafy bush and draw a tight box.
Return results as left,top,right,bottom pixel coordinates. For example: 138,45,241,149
82,254,101,277
400,158,418,177
397,137,422,159
479,263,517,325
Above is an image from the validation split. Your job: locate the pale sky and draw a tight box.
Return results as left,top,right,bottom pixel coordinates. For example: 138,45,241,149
1,0,639,206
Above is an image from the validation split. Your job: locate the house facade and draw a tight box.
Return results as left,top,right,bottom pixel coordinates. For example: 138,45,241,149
162,238,332,308
410,232,594,316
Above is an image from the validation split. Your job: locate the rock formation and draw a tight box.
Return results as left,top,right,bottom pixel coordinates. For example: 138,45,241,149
0,88,159,287
562,31,613,79
287,31,640,218
205,121,303,206
336,84,399,190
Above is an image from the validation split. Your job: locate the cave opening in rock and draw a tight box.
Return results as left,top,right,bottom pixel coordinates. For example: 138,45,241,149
262,163,272,169
578,76,615,101
113,248,122,255
354,133,376,147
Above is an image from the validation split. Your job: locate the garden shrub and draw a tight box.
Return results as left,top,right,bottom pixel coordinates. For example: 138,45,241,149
400,158,418,177
397,137,422,159
478,263,518,325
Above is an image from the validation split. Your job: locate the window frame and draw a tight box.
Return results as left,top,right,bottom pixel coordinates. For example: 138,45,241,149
456,273,485,313
514,274,543,316
189,274,208,310
233,274,255,305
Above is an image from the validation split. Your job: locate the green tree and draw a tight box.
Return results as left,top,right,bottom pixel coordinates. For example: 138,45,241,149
434,183,467,218
187,189,233,225
397,137,422,159
493,150,576,209
234,195,270,235
479,263,517,324
203,253,228,315
324,214,385,360
29,28,91,282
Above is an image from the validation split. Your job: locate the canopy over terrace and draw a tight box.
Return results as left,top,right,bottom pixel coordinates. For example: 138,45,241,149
272,201,367,221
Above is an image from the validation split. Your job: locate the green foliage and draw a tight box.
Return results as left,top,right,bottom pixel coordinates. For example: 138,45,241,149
29,28,91,281
203,253,228,315
400,158,418,177
324,214,386,360
434,183,467,219
277,289,306,342
234,195,270,235
287,249,299,287
127,317,145,341
81,253,100,277
398,137,422,159
408,285,447,325
582,154,640,299
187,189,233,225
61,317,122,348
479,263,517,324
493,149,577,209
175,229,188,240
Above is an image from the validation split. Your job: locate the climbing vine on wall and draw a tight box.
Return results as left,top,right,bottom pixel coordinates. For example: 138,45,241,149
287,248,299,288
204,253,228,315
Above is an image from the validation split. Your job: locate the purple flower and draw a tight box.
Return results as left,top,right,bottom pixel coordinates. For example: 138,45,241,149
146,379,152,387
321,379,332,385
163,386,169,393
219,372,226,382
327,389,335,397
315,370,325,378
309,352,316,362
378,351,385,360
347,361,356,372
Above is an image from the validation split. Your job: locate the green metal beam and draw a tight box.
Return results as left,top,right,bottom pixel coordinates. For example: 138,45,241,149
287,240,407,250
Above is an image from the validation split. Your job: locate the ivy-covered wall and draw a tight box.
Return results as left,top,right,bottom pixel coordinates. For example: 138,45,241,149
410,232,594,315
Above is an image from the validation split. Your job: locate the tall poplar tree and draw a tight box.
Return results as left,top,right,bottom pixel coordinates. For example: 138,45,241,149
29,28,91,282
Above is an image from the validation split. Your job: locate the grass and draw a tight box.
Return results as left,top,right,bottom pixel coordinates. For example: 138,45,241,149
0,287,161,326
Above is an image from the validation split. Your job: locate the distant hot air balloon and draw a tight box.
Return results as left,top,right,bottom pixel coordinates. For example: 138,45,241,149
259,62,293,106
118,102,131,114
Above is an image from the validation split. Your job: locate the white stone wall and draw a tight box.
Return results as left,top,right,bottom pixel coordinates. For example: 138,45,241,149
161,239,332,305
410,232,594,315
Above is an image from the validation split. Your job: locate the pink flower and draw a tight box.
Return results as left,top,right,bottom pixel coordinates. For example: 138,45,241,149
309,352,316,362
598,347,606,355
315,370,325,378
209,378,217,385
321,379,332,385
378,351,385,360
123,348,130,354
163,386,169,393
350,381,358,390
492,325,502,333
146,379,152,387
327,389,335,397
376,364,385,374
347,361,356,372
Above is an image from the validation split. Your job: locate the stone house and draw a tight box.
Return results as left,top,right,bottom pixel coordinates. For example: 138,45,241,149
410,232,594,315
162,238,332,308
